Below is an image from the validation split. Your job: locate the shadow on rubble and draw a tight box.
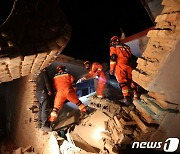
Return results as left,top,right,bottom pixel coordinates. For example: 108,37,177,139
51,103,96,132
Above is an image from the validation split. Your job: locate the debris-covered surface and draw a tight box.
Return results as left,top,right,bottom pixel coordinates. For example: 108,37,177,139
84,95,168,153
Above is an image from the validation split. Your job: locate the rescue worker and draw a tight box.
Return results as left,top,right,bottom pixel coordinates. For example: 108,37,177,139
77,61,107,98
49,65,86,122
36,68,52,132
109,36,138,105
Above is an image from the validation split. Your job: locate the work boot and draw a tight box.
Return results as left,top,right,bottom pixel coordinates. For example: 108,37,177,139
77,101,87,112
97,95,104,99
123,96,133,106
133,92,139,101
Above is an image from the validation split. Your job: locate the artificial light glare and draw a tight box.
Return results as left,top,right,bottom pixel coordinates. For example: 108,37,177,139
93,127,105,141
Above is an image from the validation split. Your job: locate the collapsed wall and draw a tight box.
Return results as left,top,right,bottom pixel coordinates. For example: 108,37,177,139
132,0,180,143
0,0,71,83
2,76,53,153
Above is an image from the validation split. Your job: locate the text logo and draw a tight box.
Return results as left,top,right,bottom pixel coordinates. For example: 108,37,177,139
132,138,179,152
163,138,179,152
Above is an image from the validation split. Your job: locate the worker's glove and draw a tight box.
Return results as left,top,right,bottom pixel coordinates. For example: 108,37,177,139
110,70,114,75
76,77,86,84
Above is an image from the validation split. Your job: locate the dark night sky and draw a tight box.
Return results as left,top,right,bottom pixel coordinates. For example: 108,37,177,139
60,0,154,63
0,0,154,63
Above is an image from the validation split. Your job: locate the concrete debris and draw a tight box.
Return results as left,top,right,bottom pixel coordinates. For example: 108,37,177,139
60,140,93,154
89,96,121,117
101,131,112,140
148,91,178,110
88,95,163,151
70,132,99,153
139,94,169,122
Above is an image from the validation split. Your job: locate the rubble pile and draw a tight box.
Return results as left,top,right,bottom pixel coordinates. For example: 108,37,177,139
88,95,171,153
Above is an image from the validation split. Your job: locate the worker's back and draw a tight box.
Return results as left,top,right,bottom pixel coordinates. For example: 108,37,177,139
53,71,74,91
110,43,131,66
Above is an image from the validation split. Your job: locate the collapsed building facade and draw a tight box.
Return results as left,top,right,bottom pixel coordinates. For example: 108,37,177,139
0,0,180,153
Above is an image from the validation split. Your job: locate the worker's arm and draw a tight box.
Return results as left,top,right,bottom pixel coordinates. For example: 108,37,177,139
85,70,93,79
70,74,75,83
92,63,103,76
77,65,94,84
122,44,132,58
70,74,77,91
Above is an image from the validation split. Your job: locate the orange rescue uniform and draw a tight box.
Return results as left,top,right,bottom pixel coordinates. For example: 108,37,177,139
53,71,80,110
110,43,135,97
85,62,107,98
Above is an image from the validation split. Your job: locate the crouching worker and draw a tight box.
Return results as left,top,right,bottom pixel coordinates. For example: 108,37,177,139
49,65,86,122
77,61,107,98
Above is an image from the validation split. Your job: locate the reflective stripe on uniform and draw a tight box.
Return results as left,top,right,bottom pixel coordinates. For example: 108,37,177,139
78,104,86,110
122,89,130,94
110,61,116,64
116,45,129,49
54,74,69,78
97,95,103,98
134,94,138,97
92,65,95,71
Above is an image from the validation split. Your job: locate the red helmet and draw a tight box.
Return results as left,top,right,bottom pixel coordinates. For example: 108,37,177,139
110,36,120,43
56,65,66,72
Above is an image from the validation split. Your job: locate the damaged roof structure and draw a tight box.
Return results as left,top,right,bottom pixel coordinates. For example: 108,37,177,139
0,0,180,153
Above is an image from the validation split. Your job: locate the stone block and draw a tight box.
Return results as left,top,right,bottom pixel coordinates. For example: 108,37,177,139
147,30,159,38
148,94,178,110
132,70,140,83
140,94,167,119
155,21,173,29
162,0,180,7
155,14,168,23
101,131,112,140
130,111,152,133
166,12,180,22
133,100,155,124
113,116,123,131
139,73,151,82
120,118,136,126
162,5,180,14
